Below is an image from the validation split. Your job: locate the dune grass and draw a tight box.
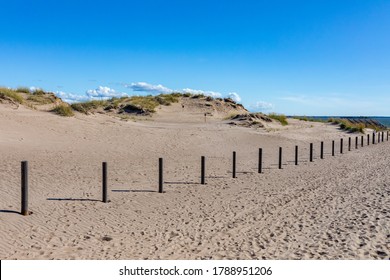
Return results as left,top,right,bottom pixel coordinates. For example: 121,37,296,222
268,113,288,125
71,100,108,114
71,93,181,114
52,104,74,117
0,87,24,103
16,87,31,93
328,118,377,133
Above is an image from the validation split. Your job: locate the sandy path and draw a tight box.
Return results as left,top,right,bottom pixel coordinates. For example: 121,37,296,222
0,106,389,259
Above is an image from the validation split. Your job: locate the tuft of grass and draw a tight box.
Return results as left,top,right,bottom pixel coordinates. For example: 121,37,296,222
16,87,31,93
126,96,159,112
268,113,288,126
27,94,54,104
71,100,108,114
0,87,24,103
52,104,74,117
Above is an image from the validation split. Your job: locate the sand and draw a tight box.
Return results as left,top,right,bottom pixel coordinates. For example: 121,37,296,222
0,104,389,259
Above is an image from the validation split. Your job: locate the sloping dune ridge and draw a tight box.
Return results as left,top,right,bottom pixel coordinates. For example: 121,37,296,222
0,102,389,260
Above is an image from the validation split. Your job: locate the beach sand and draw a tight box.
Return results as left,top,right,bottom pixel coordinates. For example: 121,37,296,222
0,104,389,259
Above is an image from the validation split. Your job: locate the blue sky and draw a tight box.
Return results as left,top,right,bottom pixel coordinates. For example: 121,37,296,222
1,0,390,115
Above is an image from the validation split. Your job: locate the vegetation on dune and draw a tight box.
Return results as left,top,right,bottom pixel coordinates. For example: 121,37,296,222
268,113,288,126
328,118,383,133
71,93,182,114
0,86,63,106
71,100,108,114
51,104,74,117
16,87,31,93
292,116,327,123
0,87,24,104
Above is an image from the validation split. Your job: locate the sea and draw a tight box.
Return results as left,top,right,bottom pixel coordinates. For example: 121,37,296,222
293,116,390,128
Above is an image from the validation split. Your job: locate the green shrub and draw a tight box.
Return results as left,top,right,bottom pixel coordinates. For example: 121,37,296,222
52,104,74,117
268,113,288,126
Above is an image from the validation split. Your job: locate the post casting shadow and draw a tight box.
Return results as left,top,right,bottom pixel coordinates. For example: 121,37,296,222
47,198,100,202
111,189,156,193
0,209,20,214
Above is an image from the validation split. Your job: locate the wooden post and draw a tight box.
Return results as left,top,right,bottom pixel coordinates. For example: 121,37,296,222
21,161,29,216
348,137,351,151
232,151,236,178
332,140,335,156
278,147,282,169
102,162,108,203
310,143,313,162
159,158,163,193
361,135,363,147
367,134,370,146
295,145,298,165
355,136,358,149
373,132,375,144
382,131,384,142
201,156,205,185
320,141,324,159
340,138,343,154
258,148,262,174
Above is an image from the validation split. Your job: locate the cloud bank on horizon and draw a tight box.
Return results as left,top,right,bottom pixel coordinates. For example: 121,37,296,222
54,82,251,105
125,82,241,101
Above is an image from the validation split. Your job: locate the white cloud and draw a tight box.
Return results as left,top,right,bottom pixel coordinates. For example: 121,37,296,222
182,88,222,98
125,82,224,98
125,82,173,94
86,86,129,99
249,101,274,112
54,86,129,103
227,92,241,102
29,86,41,92
124,81,244,102
55,91,90,103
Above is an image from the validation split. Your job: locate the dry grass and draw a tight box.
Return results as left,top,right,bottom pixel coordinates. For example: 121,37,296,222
268,113,288,125
0,87,24,104
51,104,74,117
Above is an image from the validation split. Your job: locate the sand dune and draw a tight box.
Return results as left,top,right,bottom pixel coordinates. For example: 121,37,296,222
0,104,389,259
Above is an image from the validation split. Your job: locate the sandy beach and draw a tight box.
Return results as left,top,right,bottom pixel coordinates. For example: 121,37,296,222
0,103,389,260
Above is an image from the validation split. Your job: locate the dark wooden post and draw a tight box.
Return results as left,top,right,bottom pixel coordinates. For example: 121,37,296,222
258,148,262,173
278,147,282,169
295,145,298,165
373,132,375,144
21,161,29,216
332,140,335,156
232,151,236,178
348,137,351,151
201,156,205,185
159,158,163,193
382,131,384,142
367,134,370,146
102,162,108,203
340,138,343,154
387,131,389,141
309,143,313,162
361,135,363,147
